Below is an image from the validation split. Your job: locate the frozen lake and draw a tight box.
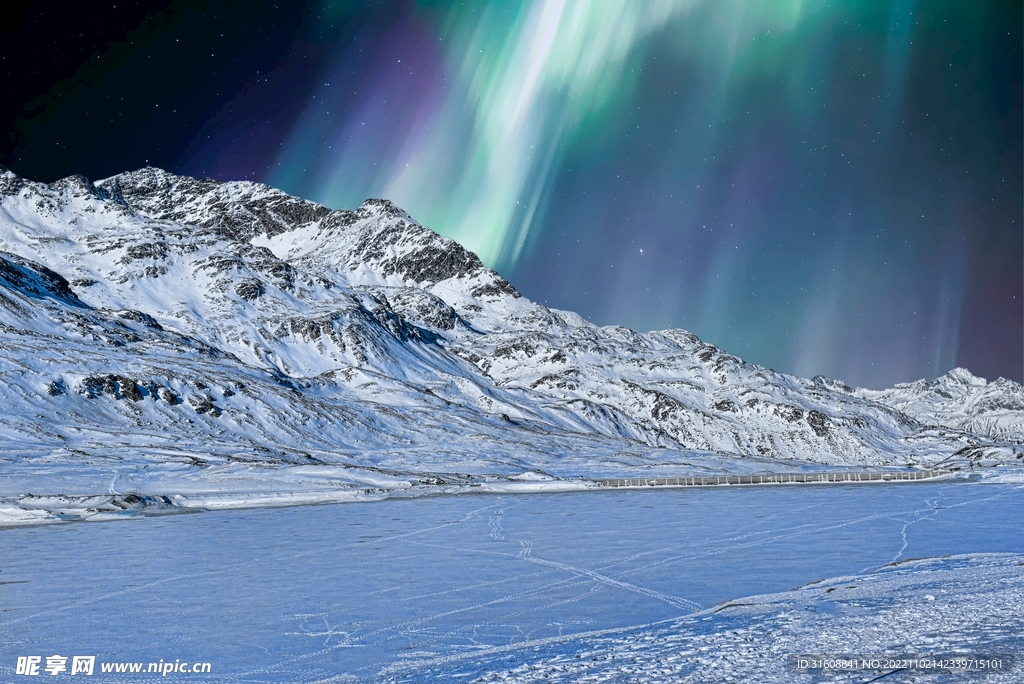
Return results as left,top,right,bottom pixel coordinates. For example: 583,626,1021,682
2,481,1022,682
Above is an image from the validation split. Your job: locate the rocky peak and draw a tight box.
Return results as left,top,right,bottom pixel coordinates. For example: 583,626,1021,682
357,197,413,222
97,167,332,241
0,166,24,196
812,375,853,393
932,367,986,389
47,173,103,199
92,169,523,304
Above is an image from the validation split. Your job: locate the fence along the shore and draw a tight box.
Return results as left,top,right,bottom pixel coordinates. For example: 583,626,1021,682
597,470,952,488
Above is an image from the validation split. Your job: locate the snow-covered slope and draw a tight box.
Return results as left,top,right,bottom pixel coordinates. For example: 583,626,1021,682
474,553,1024,684
0,165,1020,521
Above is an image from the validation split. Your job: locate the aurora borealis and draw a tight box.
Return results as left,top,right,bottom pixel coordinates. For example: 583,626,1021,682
2,0,1020,388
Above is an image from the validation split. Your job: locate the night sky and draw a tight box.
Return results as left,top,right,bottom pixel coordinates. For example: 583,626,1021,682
2,0,1021,389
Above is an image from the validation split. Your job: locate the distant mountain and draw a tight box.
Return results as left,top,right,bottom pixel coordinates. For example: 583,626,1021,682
854,367,1024,443
0,165,1020,518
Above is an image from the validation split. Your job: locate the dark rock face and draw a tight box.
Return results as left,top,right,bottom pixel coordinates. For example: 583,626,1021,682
714,399,738,413
160,388,182,405
471,278,519,299
235,280,265,301
122,242,170,262
807,410,831,437
80,375,144,401
0,252,84,306
778,406,804,423
187,394,221,416
77,374,189,405
117,310,162,329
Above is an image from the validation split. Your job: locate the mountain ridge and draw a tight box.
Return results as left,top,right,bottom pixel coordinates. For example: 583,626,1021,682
0,165,1021,523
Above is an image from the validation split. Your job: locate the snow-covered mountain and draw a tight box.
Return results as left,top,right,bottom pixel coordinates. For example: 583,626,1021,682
853,368,1024,443
0,166,1020,520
